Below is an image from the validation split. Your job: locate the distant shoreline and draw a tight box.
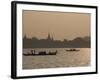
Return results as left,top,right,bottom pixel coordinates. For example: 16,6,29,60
23,47,91,49
23,36,90,48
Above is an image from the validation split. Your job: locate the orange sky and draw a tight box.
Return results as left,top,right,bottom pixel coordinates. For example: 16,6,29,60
23,10,90,40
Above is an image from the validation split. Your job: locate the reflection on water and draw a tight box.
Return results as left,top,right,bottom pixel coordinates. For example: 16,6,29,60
23,48,90,69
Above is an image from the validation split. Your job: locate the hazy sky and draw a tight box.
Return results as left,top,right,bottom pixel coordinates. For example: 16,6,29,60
23,10,90,40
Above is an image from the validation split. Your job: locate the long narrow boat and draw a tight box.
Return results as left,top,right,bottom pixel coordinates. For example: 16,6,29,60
23,50,57,56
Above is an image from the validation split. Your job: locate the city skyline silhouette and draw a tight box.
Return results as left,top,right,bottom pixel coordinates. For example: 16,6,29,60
23,33,90,48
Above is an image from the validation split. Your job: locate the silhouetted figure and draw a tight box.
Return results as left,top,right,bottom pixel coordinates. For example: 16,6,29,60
33,50,35,54
66,48,79,51
31,50,36,55
31,50,33,55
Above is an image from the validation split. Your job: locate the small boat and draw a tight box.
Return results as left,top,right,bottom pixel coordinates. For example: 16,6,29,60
66,49,80,52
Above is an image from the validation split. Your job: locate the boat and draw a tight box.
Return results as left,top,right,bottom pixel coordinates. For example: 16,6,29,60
23,50,57,56
48,50,57,55
38,51,47,55
66,48,80,52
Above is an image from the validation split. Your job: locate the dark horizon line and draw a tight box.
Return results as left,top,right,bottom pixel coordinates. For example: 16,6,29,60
23,35,90,41
23,35,90,48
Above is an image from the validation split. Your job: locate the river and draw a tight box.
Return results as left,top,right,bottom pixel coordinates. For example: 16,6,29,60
23,48,90,69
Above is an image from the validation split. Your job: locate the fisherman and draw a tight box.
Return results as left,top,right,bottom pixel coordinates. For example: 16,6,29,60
33,50,35,54
31,50,36,55
31,50,33,55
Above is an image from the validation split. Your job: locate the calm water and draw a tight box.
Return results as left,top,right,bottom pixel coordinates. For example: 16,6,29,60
23,48,90,69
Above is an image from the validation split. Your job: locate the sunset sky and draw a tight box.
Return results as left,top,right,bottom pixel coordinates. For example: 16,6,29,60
23,10,90,40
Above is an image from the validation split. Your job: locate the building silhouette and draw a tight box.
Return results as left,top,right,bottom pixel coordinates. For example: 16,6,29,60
47,33,54,41
23,34,90,48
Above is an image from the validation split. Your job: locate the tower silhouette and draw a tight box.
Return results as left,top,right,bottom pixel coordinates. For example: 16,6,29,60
47,33,51,40
47,33,54,41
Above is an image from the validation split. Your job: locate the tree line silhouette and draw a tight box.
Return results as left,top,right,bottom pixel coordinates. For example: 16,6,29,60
23,34,90,48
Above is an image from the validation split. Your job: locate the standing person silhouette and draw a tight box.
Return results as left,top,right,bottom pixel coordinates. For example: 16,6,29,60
31,50,33,55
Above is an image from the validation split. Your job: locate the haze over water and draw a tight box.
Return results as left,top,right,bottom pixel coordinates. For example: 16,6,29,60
23,48,90,69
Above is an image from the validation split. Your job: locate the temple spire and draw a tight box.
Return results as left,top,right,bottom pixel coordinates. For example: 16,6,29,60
47,33,54,41
47,33,51,40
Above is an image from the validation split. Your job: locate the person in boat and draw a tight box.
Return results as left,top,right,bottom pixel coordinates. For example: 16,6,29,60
30,50,35,55
30,50,33,55
71,49,79,51
66,48,79,51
